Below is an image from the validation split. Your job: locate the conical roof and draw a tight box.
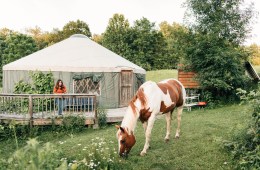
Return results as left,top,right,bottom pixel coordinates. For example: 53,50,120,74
3,34,145,74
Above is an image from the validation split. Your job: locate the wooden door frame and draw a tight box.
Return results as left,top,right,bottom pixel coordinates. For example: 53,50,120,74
119,70,134,107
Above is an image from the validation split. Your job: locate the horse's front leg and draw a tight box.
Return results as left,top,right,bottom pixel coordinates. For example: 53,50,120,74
140,115,156,156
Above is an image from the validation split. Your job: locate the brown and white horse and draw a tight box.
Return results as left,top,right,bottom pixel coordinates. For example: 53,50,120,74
116,78,186,157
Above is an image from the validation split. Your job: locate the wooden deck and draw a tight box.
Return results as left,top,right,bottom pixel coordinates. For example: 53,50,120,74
0,107,127,126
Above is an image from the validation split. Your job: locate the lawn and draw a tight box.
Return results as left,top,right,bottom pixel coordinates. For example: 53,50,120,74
0,104,252,169
146,69,178,82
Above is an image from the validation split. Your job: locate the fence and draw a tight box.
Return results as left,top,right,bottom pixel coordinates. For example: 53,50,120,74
0,94,97,127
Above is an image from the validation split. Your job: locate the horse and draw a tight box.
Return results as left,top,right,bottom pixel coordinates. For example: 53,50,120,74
115,78,186,157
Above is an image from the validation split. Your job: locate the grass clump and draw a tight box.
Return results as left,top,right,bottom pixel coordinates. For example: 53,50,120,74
69,137,127,170
0,138,65,170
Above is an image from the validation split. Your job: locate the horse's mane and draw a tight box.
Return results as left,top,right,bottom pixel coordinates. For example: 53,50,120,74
129,87,147,115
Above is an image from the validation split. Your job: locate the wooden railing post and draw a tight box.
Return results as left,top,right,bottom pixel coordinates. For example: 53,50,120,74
93,95,99,129
28,95,33,128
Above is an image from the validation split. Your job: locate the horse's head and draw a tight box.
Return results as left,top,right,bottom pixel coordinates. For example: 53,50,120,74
115,125,136,157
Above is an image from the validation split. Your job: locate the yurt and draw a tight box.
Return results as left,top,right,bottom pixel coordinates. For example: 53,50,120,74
2,34,146,108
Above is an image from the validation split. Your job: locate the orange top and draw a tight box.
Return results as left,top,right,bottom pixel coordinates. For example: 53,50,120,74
53,86,67,94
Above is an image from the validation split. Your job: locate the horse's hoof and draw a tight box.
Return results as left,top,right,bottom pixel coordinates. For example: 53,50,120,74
140,151,146,156
175,135,180,139
165,138,170,142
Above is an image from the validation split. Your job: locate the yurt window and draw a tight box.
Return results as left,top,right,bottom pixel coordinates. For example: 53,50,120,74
73,78,100,95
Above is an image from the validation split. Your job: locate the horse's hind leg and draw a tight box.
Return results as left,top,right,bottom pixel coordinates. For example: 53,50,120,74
175,106,183,138
164,112,171,142
142,121,147,132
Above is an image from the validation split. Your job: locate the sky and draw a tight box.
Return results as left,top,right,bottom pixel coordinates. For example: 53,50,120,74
0,0,259,45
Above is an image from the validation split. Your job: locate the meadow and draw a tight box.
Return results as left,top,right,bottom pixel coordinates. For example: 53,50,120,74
0,69,256,169
0,104,251,169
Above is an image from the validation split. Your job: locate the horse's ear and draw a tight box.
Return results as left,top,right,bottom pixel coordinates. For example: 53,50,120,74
115,125,120,129
120,127,125,133
115,125,125,133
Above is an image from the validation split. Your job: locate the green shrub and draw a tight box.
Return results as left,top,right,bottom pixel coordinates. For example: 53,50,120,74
14,71,54,94
224,88,260,169
0,138,65,170
96,107,107,128
62,115,86,133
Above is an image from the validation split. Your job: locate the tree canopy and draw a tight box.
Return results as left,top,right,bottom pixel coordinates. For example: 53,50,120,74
183,0,256,100
0,12,259,95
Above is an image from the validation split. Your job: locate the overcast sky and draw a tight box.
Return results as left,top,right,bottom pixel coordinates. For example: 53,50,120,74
0,0,259,45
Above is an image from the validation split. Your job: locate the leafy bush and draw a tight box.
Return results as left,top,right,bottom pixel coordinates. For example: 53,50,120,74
0,137,128,170
224,88,260,169
13,71,55,113
0,138,65,169
62,115,86,133
96,107,107,128
14,71,54,94
0,121,42,143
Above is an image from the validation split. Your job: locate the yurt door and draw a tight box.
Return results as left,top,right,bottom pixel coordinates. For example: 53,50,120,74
120,70,133,107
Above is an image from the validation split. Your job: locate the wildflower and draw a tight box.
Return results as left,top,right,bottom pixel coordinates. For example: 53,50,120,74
60,158,67,161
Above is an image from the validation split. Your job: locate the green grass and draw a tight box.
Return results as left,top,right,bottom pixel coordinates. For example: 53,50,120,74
0,104,252,169
146,69,178,82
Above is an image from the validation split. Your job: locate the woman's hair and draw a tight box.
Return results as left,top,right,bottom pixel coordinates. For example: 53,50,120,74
55,79,65,90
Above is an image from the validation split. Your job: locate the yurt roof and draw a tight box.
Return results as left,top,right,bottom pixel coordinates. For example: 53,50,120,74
3,34,146,74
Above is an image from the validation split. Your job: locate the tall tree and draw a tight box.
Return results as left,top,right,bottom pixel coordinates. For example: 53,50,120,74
159,22,189,68
183,0,255,100
0,35,7,87
62,20,92,39
2,33,38,66
246,43,260,65
0,33,38,86
92,34,103,44
102,14,130,57
26,26,49,50
0,28,13,37
127,17,166,70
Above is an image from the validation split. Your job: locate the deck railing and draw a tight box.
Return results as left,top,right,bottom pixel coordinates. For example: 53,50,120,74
0,94,97,127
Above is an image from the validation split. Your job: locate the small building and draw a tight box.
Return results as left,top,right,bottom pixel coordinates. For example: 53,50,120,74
178,69,199,89
2,34,146,108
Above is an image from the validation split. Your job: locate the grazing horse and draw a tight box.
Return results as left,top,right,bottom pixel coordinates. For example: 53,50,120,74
116,78,186,157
